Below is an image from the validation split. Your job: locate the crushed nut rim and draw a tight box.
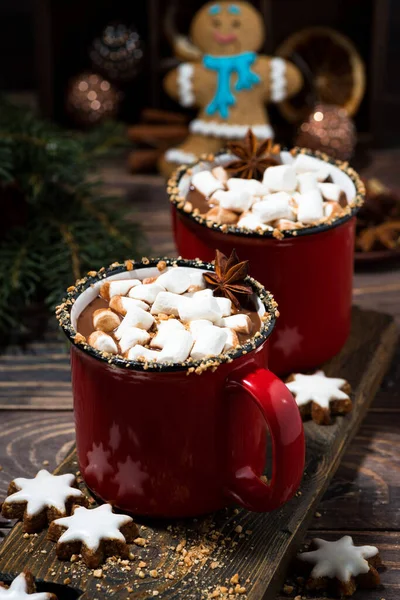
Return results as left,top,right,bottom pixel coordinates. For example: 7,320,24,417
56,257,278,374
168,147,366,239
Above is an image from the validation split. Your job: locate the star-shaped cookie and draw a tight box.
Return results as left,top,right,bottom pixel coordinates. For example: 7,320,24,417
297,536,382,596
0,571,57,599
286,370,352,425
47,504,139,568
1,470,88,533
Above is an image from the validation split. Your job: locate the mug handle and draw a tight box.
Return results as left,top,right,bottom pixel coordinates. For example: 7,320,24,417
224,367,305,512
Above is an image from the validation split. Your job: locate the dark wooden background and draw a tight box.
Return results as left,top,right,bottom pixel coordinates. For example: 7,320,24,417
0,149,399,598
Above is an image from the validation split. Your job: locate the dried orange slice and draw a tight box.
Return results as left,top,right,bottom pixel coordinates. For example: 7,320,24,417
276,26,366,123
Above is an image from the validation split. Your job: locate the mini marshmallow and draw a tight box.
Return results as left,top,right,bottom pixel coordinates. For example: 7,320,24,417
252,192,295,223
275,218,299,231
222,328,239,352
156,268,191,294
158,330,194,363
262,165,297,192
297,189,324,224
115,307,155,339
190,326,228,360
212,189,253,214
179,296,222,324
297,172,319,193
189,319,213,340
292,154,332,182
150,319,186,349
127,345,159,362
92,308,120,332
191,170,224,197
215,296,232,317
205,206,239,224
192,288,213,299
151,291,189,317
221,314,252,334
318,183,347,204
119,328,151,354
88,331,118,354
323,201,343,218
100,279,141,301
129,283,165,305
188,270,206,290
212,166,228,183
237,212,272,231
109,295,149,315
226,178,268,196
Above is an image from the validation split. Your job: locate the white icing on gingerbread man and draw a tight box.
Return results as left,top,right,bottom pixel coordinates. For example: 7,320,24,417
0,573,53,600
286,371,350,409
4,470,83,517
53,504,132,551
298,536,379,582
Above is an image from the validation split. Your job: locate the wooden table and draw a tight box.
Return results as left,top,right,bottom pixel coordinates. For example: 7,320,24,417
1,151,399,598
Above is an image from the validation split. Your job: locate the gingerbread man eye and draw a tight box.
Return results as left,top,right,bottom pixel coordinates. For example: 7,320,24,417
231,19,241,28
212,18,222,27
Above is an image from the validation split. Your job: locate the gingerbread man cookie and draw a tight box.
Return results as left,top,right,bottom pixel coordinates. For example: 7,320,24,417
297,536,382,597
286,370,352,425
160,1,303,177
1,470,87,533
47,504,139,568
0,571,57,599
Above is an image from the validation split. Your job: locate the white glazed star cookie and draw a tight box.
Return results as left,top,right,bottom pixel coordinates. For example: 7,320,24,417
286,370,352,425
1,470,87,533
0,571,57,599
47,504,139,568
297,536,382,596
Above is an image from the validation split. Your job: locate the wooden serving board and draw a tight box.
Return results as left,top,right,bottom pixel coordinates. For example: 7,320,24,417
0,307,397,600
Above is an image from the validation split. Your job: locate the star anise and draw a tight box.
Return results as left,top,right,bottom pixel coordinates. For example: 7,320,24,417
203,249,253,310
225,129,281,181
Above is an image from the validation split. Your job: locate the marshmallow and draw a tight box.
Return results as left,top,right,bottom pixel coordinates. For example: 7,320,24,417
179,296,222,324
100,279,141,301
226,178,268,196
150,319,186,349
92,308,120,332
127,345,159,362
205,206,239,224
297,189,324,224
222,328,239,351
188,270,206,290
318,183,346,204
156,268,191,294
252,192,295,223
297,172,319,194
292,155,332,182
109,295,149,315
190,326,228,360
221,314,252,334
151,291,189,317
324,201,343,218
88,331,118,354
119,328,151,354
215,296,232,317
158,330,194,363
129,283,165,305
262,165,297,192
189,319,213,340
275,218,299,231
212,166,228,183
237,212,272,232
192,288,213,299
115,307,155,339
191,171,224,197
212,189,253,214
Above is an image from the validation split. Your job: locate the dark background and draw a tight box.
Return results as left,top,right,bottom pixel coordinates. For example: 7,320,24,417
1,0,399,144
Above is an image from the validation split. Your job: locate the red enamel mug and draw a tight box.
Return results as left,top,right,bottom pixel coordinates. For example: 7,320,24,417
58,258,304,518
169,149,365,375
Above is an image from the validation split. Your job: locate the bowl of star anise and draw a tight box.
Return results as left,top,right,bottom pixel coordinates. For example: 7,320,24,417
355,178,400,264
167,130,365,375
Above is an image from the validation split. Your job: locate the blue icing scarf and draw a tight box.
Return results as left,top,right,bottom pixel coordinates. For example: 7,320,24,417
203,52,260,119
